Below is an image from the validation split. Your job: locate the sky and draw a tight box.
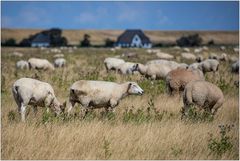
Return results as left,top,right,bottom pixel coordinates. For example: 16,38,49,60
1,1,239,30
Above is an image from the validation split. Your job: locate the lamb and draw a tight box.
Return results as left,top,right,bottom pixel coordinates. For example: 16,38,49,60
156,52,174,60
54,58,66,68
28,58,55,70
198,59,219,74
132,63,173,80
231,60,239,73
166,68,204,95
116,62,136,74
104,57,125,72
66,80,144,116
12,78,63,122
182,80,224,117
16,60,29,70
181,53,196,60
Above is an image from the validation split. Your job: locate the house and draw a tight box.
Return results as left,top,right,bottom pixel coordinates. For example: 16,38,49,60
31,33,50,47
115,29,152,48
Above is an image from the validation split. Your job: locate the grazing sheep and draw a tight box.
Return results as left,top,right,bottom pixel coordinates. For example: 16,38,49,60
188,62,200,70
116,62,136,74
208,53,218,60
231,60,239,73
182,80,224,116
132,63,173,80
104,57,125,72
183,48,190,52
156,52,174,60
12,78,63,122
220,46,226,51
218,53,228,61
66,80,144,115
202,46,208,51
146,59,188,69
233,47,239,53
16,60,29,70
198,59,219,74
181,53,196,60
28,58,55,70
53,54,64,58
229,56,238,63
194,48,202,54
166,68,204,95
173,46,181,50
195,55,203,62
11,51,23,57
54,58,66,68
121,52,137,58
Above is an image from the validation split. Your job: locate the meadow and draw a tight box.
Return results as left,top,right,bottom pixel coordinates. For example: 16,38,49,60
1,46,239,160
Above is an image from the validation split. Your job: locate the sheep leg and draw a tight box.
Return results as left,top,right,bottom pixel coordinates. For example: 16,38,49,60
211,98,224,115
67,100,76,116
33,105,38,116
20,103,27,122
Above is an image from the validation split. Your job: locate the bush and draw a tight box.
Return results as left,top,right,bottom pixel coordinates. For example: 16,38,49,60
208,124,234,156
176,34,202,47
208,39,215,46
80,34,91,47
2,38,17,46
105,38,115,47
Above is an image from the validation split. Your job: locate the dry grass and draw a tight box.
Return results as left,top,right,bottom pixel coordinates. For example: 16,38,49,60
1,47,239,160
2,28,239,45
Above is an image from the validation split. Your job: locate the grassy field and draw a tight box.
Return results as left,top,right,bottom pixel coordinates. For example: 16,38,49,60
2,28,239,45
1,46,239,160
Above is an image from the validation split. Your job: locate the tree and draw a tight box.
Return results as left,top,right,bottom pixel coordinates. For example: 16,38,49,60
176,34,203,47
80,34,91,47
2,38,16,46
105,38,115,47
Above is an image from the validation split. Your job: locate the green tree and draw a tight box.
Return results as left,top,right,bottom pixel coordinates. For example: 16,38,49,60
80,34,91,47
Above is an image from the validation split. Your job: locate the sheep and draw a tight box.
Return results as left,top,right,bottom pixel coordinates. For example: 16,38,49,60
194,48,202,54
198,59,219,74
218,53,228,61
220,46,226,51
12,78,63,122
121,52,137,58
28,58,55,70
233,47,239,53
202,46,209,51
104,57,125,72
209,53,218,60
195,55,203,62
132,63,173,80
146,59,188,69
188,62,200,70
16,60,29,70
183,48,190,52
54,58,66,68
116,62,136,74
156,52,174,60
66,80,144,116
182,80,224,117
11,51,23,57
229,56,238,63
231,60,239,73
181,53,196,60
53,54,64,58
166,68,204,95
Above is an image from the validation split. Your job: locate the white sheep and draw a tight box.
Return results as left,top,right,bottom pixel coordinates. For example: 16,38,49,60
28,58,55,70
54,58,66,68
181,53,196,60
11,51,23,57
156,52,174,60
53,54,64,58
182,80,224,117
66,80,144,116
194,48,202,53
233,47,239,53
12,78,63,122
146,59,188,69
231,60,239,73
183,48,190,52
116,62,136,74
104,57,125,72
16,60,29,70
209,53,218,60
198,59,219,74
188,62,200,70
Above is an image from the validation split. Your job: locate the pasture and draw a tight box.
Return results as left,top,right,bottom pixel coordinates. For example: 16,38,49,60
1,46,239,160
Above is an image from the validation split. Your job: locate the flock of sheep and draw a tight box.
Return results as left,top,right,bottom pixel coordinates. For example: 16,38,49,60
12,46,239,122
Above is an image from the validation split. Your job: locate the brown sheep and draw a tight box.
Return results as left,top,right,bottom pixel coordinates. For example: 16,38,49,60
166,68,204,95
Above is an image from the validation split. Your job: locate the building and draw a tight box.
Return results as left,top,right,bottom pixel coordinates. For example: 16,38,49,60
31,33,50,47
115,29,152,48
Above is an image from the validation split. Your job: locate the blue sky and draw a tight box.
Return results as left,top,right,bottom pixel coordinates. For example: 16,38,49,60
2,1,239,30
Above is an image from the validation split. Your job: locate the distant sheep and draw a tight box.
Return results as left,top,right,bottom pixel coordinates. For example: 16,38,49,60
121,52,137,58
66,80,144,116
54,58,66,68
182,80,224,117
198,59,219,74
183,48,190,52
195,55,204,62
181,53,196,60
12,78,63,122
104,57,125,72
53,54,64,58
188,62,200,70
116,62,136,74
156,52,174,60
166,68,204,95
231,60,239,73
208,53,218,60
11,51,23,57
16,60,29,70
28,58,55,70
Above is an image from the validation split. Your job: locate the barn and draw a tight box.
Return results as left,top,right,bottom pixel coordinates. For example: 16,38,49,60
115,29,152,48
31,33,50,47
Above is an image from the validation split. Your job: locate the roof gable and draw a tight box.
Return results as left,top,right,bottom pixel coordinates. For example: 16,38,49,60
116,29,151,44
32,33,50,43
